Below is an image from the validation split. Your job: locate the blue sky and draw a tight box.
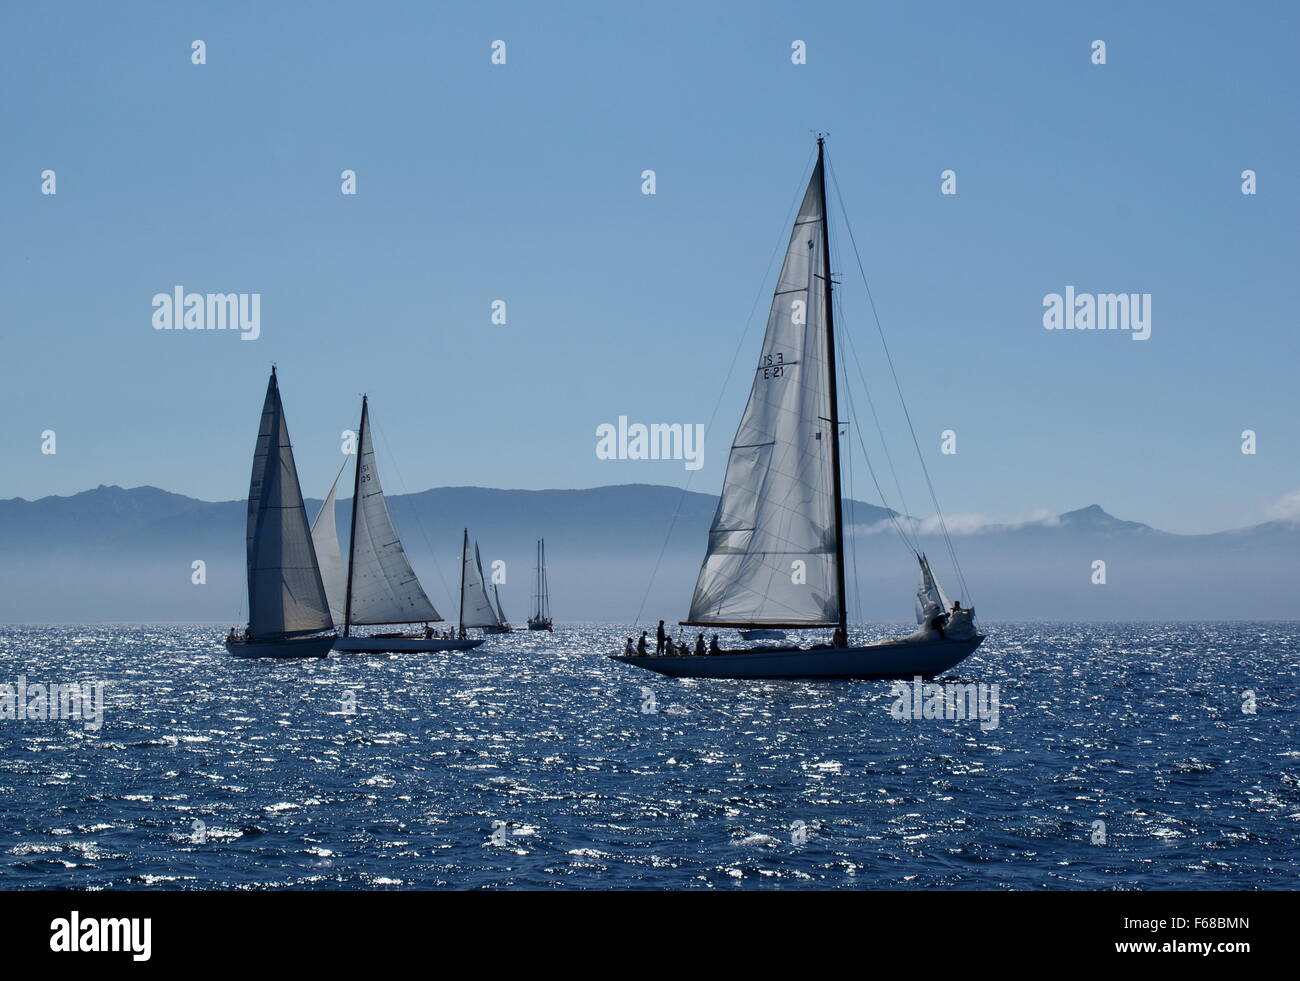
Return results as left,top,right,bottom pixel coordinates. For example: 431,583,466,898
3,0,1296,534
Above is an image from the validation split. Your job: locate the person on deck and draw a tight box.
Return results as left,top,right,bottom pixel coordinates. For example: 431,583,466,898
663,633,673,655
637,632,649,655
930,611,948,640
625,637,634,656
423,624,433,639
709,634,721,655
656,620,666,655
832,627,847,648
695,634,705,656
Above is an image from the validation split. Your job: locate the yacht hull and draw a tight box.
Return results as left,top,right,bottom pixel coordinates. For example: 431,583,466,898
224,635,336,659
332,636,485,654
611,635,983,680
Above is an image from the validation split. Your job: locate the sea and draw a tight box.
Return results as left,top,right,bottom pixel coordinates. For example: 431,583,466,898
0,622,1296,890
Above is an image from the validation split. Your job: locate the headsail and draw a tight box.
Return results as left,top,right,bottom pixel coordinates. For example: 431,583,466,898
245,369,334,639
459,533,499,629
345,400,441,625
310,463,348,624
492,583,508,626
914,553,951,625
684,156,840,628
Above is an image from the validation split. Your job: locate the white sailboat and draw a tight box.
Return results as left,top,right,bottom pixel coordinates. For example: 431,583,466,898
458,530,506,638
526,538,553,631
321,396,483,654
612,138,983,680
225,367,337,658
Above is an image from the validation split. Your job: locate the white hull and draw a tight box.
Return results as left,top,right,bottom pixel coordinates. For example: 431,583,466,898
225,634,336,659
332,635,485,653
611,635,983,680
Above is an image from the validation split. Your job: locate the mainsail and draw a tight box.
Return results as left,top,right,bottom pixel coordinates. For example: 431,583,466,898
459,532,499,629
310,463,348,623
684,155,842,628
344,398,441,626
245,368,334,639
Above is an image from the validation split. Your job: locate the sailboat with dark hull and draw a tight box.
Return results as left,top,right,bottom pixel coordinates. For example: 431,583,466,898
612,139,983,680
225,368,337,659
526,538,554,631
318,396,482,654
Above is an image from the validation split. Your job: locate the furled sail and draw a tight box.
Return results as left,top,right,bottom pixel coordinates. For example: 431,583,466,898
310,463,348,624
245,369,334,639
460,534,499,629
914,553,951,625
346,404,441,625
684,159,840,627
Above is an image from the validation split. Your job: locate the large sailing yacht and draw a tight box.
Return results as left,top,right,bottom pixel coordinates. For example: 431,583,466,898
314,396,482,653
225,368,337,658
612,138,983,679
526,538,553,631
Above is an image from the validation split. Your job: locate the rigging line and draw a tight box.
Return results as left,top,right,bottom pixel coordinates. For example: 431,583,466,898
633,145,820,628
828,228,921,552
826,155,972,602
838,292,921,555
830,240,921,558
366,407,456,610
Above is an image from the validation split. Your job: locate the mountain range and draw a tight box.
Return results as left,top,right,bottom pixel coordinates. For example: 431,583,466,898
0,483,1296,622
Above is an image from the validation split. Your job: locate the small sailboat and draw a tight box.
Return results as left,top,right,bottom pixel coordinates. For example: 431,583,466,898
458,529,507,638
483,583,512,633
225,368,337,658
320,396,482,654
612,138,983,680
526,538,554,631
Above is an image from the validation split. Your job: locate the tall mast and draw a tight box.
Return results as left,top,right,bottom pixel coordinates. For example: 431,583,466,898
458,528,468,636
342,395,366,638
816,136,848,636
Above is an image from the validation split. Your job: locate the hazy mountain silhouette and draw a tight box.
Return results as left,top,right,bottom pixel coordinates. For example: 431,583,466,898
0,484,1295,622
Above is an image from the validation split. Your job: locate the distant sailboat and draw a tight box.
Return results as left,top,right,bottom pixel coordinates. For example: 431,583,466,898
484,583,512,633
225,368,337,658
527,538,554,631
321,396,482,654
459,530,507,637
612,138,983,679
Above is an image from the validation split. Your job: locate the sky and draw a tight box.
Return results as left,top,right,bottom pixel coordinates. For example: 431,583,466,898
2,0,1297,535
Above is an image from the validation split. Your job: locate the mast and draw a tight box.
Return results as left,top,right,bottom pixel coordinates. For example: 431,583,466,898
458,528,468,636
342,395,366,638
817,136,849,636
540,539,549,619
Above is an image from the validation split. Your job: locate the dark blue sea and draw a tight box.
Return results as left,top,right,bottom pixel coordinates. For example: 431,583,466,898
0,622,1296,890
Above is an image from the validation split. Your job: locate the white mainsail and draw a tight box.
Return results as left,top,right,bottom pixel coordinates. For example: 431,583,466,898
346,401,441,625
459,534,499,629
310,463,348,624
245,369,334,639
685,158,840,627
